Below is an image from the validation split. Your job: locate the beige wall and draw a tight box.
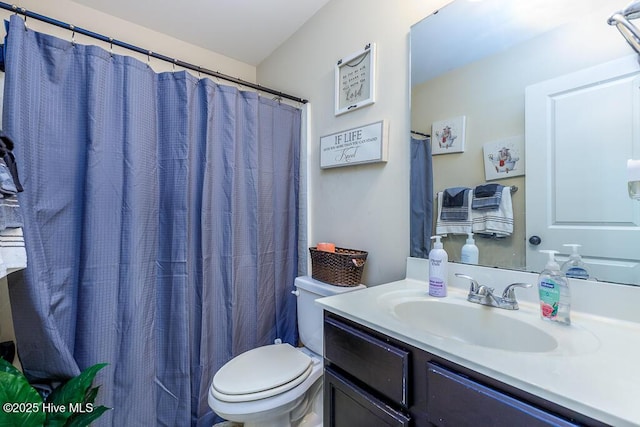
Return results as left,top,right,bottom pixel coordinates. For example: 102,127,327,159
258,0,450,285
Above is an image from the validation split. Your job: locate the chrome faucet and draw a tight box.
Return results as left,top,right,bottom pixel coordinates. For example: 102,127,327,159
455,273,532,310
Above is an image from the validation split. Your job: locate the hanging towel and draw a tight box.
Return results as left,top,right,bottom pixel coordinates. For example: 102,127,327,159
440,187,471,221
0,158,23,230
436,191,472,235
471,186,513,236
0,196,23,230
471,184,504,210
0,227,26,277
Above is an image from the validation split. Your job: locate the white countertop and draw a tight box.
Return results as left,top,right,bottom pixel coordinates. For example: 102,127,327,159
316,258,640,427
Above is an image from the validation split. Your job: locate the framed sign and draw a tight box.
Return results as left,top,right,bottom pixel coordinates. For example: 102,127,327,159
320,120,388,168
335,43,376,116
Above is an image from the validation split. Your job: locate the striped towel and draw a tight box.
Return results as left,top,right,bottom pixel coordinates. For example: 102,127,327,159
0,227,26,277
440,187,470,221
471,186,513,236
471,184,503,210
436,191,472,235
0,196,22,230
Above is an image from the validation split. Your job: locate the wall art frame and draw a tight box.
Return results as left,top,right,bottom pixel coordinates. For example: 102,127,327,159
482,135,525,181
432,116,466,155
335,43,376,116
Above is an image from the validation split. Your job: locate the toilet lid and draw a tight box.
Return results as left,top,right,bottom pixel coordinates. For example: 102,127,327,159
212,343,312,402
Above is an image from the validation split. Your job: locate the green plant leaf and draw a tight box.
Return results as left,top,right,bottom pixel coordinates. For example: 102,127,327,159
45,363,108,427
64,405,111,427
48,363,108,406
83,386,99,405
0,357,22,377
0,370,46,426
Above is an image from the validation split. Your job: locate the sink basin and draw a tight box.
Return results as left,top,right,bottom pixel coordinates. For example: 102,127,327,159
389,297,558,353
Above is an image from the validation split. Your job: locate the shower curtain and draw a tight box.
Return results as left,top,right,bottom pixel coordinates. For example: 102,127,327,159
410,136,433,258
2,15,301,426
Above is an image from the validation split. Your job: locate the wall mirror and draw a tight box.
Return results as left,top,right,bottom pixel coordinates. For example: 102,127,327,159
410,0,640,286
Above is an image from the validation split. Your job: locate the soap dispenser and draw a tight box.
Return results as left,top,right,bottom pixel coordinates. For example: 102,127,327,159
461,232,479,265
538,250,571,325
561,244,589,280
429,235,448,297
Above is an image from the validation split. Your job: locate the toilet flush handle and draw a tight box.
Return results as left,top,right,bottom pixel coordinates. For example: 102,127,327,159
291,290,300,296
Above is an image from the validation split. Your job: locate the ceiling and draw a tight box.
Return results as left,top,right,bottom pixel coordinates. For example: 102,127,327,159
71,0,331,66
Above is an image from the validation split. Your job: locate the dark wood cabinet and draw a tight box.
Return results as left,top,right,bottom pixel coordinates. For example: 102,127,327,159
426,363,578,427
324,368,410,427
323,312,608,427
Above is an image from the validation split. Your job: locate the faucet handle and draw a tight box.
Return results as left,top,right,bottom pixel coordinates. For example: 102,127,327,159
501,282,532,301
455,273,480,293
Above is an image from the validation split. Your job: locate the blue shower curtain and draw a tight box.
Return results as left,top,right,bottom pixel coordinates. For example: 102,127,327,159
410,136,433,258
2,15,300,426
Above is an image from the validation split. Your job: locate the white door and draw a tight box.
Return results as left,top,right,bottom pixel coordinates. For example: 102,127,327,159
525,55,640,285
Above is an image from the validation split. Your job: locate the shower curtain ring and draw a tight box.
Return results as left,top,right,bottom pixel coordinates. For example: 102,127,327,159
173,59,177,71
109,37,114,57
70,25,76,46
20,8,27,30
147,51,152,66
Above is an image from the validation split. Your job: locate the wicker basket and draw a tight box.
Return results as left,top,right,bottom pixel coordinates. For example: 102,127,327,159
309,246,368,286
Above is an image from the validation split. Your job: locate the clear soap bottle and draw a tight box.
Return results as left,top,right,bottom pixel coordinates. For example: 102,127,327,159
538,250,571,325
561,244,589,280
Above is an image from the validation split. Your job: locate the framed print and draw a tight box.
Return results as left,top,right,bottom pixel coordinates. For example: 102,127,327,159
483,135,525,180
335,43,376,116
432,116,466,155
320,120,388,168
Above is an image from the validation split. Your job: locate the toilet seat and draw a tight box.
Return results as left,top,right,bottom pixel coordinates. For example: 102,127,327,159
212,343,312,403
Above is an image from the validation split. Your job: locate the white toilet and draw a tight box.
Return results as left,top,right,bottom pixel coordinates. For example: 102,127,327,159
208,276,365,427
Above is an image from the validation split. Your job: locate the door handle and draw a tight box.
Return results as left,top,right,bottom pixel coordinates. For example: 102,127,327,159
528,235,542,245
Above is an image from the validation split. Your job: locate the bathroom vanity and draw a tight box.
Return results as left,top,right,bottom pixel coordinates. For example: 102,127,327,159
317,258,640,427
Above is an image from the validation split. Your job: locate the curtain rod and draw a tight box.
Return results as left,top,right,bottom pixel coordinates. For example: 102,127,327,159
0,2,309,104
411,130,430,138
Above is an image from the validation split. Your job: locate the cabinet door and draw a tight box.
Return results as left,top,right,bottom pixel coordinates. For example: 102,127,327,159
325,368,411,427
426,363,579,427
324,315,410,406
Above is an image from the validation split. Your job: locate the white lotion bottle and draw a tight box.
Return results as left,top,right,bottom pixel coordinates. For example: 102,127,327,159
429,235,448,297
461,232,479,265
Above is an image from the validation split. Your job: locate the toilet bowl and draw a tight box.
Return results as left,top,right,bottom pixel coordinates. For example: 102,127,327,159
208,276,365,427
209,345,323,427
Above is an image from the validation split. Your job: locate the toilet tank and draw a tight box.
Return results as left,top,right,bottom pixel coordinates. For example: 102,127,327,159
294,276,365,355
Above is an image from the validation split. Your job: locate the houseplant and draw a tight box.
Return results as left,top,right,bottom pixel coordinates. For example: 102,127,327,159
0,358,110,426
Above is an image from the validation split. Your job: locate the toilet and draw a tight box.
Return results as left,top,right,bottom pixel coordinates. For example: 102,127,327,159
208,276,365,427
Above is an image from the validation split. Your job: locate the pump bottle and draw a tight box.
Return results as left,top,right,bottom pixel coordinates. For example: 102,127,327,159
461,232,479,265
538,250,571,325
429,235,448,297
561,244,589,280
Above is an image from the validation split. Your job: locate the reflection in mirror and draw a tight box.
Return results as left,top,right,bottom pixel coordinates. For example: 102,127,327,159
410,0,640,285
